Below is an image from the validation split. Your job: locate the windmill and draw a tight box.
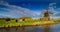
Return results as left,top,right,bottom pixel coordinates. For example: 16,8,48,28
41,3,56,21
39,3,57,32
43,8,53,21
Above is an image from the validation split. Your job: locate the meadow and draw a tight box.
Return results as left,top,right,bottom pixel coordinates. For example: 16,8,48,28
0,18,60,28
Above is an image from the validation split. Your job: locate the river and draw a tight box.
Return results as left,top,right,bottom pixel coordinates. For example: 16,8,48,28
0,23,60,32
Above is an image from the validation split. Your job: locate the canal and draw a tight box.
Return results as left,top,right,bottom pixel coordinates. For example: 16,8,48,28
0,23,60,32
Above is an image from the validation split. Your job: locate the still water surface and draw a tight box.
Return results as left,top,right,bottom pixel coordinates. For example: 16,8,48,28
0,23,60,32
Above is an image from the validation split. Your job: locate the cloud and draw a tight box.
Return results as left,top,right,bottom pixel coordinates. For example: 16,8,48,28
0,1,39,18
0,1,9,6
50,7,60,18
41,2,60,18
49,3,56,11
48,3,60,18
0,1,60,18
49,3,56,7
53,12,60,16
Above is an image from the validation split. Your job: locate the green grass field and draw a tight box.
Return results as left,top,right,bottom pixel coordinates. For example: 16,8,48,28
0,19,60,28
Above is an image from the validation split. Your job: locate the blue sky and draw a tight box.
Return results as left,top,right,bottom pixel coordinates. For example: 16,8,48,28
0,0,60,18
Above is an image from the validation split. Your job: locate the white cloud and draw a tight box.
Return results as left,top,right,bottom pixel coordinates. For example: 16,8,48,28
0,1,9,6
48,3,60,18
49,3,56,11
0,1,60,18
0,1,39,18
49,3,56,7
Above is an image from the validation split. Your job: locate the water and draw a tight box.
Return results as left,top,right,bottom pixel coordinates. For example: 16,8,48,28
50,23,60,32
0,23,60,32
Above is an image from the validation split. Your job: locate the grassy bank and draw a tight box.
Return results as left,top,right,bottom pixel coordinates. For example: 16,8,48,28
0,19,59,28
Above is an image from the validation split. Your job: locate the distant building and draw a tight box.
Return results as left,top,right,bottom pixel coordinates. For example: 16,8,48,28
19,16,32,21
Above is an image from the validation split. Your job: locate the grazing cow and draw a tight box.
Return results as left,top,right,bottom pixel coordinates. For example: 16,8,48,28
16,20,18,22
22,18,25,21
6,18,10,22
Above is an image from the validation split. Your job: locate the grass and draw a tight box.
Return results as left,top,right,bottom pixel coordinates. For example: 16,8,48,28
0,19,59,27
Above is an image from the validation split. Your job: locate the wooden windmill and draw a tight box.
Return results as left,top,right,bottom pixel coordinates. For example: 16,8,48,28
42,8,53,21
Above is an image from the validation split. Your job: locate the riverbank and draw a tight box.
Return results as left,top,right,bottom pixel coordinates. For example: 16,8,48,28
0,19,58,28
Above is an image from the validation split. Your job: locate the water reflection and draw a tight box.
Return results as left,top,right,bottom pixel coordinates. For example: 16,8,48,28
0,26,44,32
50,23,60,32
0,24,60,32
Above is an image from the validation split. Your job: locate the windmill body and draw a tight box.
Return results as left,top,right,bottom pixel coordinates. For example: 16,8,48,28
42,9,53,21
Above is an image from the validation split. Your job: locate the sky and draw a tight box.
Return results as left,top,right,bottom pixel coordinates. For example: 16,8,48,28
0,0,60,18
